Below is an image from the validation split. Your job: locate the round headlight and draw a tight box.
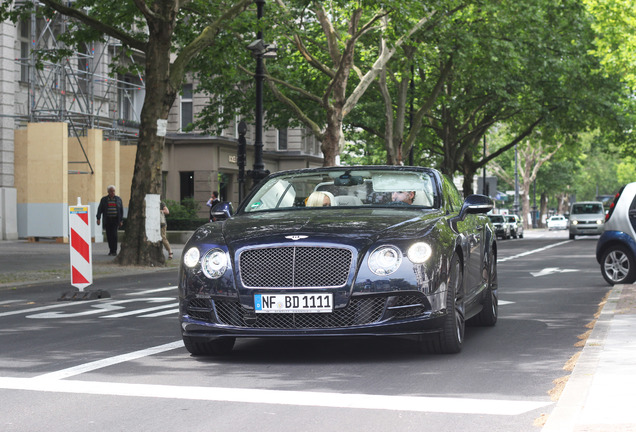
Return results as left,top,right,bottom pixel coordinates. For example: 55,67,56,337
407,242,432,264
183,247,200,268
571,220,578,225
596,219,603,225
368,245,402,276
202,248,229,279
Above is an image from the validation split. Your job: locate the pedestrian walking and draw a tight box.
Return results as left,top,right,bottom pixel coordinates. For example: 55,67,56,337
160,201,173,259
96,185,124,256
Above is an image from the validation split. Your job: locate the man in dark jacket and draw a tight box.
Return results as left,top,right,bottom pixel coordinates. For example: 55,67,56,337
96,185,124,256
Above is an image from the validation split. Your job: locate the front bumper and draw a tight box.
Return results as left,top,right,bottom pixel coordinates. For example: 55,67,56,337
570,222,604,235
179,292,447,338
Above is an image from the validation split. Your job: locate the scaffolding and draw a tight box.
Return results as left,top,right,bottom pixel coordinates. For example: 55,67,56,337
12,7,145,174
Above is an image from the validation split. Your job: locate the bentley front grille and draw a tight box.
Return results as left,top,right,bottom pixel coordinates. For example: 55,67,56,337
239,246,353,288
214,297,385,329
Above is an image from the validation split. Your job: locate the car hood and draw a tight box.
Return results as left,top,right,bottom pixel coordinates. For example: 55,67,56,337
191,208,442,251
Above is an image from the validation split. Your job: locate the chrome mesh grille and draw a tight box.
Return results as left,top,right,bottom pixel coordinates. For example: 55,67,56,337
239,246,352,288
214,297,385,329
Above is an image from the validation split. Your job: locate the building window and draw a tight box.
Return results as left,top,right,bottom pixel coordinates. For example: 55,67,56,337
118,75,143,124
19,20,30,83
161,171,168,200
278,128,288,151
77,44,89,94
180,171,194,201
181,84,193,131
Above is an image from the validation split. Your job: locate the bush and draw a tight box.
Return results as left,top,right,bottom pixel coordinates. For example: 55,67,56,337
164,198,206,230
165,198,200,219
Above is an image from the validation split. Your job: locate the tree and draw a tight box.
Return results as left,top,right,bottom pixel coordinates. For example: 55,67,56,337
1,0,253,266
194,0,457,166
488,128,565,228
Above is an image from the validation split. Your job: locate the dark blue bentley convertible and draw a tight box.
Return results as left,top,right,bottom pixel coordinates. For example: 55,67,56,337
178,166,498,355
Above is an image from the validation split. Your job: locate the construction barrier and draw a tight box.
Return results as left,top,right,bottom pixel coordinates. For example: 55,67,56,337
69,198,93,291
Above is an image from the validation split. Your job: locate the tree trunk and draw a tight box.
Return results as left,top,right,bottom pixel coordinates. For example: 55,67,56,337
321,107,342,167
117,28,177,266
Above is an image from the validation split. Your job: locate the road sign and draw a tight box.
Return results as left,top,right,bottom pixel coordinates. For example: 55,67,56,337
69,200,93,290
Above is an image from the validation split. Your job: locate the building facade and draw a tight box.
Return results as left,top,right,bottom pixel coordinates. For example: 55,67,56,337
0,11,323,239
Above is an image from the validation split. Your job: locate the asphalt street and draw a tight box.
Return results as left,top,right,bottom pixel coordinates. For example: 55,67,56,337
0,229,634,431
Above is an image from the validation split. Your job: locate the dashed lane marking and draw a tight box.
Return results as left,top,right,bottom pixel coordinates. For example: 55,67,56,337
498,240,571,263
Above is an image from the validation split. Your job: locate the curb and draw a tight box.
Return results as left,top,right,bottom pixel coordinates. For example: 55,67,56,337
541,284,624,432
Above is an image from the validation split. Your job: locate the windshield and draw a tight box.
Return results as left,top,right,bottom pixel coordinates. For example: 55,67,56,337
489,215,504,223
572,203,604,214
242,169,438,213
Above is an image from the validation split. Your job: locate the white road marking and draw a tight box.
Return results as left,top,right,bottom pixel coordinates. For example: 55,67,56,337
128,286,176,296
0,376,551,415
0,300,25,305
32,341,185,380
498,240,571,263
530,268,578,277
0,299,101,318
139,308,178,317
26,298,174,319
101,302,178,318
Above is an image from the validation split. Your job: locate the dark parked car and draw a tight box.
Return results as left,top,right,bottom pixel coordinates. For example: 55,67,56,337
596,183,636,285
179,166,498,355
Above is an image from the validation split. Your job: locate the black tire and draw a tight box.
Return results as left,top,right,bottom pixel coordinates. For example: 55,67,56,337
183,335,236,356
468,253,498,327
569,233,575,240
519,232,523,239
424,253,465,354
601,246,636,285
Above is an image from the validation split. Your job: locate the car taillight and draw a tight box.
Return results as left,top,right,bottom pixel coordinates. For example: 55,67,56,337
605,187,625,222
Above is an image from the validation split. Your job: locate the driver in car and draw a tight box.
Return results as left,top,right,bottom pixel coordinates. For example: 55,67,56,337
391,191,415,205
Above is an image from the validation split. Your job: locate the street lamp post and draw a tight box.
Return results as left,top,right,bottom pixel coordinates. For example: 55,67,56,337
514,144,519,214
246,0,272,187
237,121,247,203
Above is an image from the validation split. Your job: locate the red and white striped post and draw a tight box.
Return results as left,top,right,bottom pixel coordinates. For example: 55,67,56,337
69,198,93,291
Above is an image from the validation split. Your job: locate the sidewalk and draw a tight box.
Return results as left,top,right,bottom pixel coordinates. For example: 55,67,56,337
542,282,636,432
0,239,183,288
1,239,635,430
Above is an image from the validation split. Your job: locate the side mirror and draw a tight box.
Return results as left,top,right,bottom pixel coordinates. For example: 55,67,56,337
459,194,493,219
211,202,233,221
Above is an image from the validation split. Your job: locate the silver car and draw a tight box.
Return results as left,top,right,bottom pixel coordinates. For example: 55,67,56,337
569,201,605,239
505,214,524,239
596,183,636,285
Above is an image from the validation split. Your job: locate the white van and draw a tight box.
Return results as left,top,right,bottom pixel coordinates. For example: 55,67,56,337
569,201,605,239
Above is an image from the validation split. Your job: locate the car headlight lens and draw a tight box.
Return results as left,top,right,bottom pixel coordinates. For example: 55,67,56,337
183,247,200,268
368,245,402,276
596,219,603,225
571,220,578,225
202,248,229,279
407,242,432,264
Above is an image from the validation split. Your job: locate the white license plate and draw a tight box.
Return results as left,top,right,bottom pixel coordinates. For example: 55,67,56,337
254,293,333,313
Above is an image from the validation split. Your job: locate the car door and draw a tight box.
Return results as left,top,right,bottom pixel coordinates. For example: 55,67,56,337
442,176,484,310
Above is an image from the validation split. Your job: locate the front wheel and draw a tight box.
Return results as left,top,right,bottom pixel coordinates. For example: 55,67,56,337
468,254,498,327
601,246,636,285
423,253,465,354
